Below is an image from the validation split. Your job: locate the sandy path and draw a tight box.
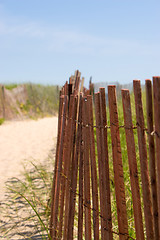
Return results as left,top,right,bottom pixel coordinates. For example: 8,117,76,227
0,117,58,202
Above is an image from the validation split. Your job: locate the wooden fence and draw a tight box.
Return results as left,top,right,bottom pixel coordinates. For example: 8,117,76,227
49,71,160,240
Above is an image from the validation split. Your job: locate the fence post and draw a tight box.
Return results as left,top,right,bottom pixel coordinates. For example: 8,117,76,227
146,79,159,240
108,85,128,240
133,80,154,240
121,89,145,240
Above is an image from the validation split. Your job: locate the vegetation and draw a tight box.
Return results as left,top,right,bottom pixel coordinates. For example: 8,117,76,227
0,157,54,239
0,118,5,125
1,83,60,120
25,84,60,117
4,84,18,90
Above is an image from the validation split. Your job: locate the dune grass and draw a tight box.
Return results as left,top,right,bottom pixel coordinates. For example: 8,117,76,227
0,155,54,239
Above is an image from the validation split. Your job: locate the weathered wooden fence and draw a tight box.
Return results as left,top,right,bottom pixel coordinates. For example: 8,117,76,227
49,71,160,240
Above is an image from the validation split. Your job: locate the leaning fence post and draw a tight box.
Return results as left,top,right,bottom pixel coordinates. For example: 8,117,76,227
146,79,159,240
121,89,145,240
133,80,154,240
108,85,128,240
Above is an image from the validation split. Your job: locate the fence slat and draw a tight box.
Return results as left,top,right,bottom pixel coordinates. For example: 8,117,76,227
49,95,64,238
78,95,84,240
57,95,75,238
153,76,160,237
146,79,159,240
51,95,68,240
67,95,82,240
87,95,99,240
100,88,113,240
82,97,92,240
63,96,78,240
95,92,111,240
108,85,128,240
121,89,145,240
58,96,73,238
133,80,154,240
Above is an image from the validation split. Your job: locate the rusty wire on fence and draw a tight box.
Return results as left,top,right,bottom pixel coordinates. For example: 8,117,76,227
49,71,160,240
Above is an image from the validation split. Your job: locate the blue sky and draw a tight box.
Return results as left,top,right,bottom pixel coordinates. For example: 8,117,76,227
0,0,160,86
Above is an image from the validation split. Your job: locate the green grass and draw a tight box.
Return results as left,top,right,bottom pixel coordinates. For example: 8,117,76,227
0,118,5,125
4,84,18,90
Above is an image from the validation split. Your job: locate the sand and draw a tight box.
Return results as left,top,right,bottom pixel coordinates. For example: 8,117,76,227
0,117,58,202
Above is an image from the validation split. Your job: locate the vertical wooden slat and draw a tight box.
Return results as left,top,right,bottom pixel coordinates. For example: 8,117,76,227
63,96,78,240
100,88,113,240
146,79,159,240
58,95,74,238
67,96,82,240
51,95,68,240
108,85,128,240
121,89,145,240
49,95,64,238
64,81,68,95
78,96,84,240
74,70,81,94
87,95,99,240
82,97,92,240
153,76,160,238
133,80,154,240
94,92,110,240
80,77,84,93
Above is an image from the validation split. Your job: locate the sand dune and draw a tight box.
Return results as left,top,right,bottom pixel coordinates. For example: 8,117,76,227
0,117,58,202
